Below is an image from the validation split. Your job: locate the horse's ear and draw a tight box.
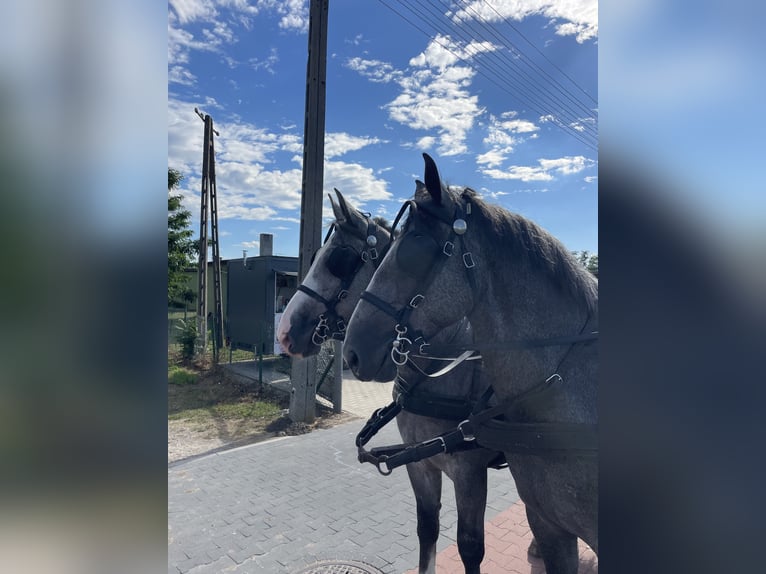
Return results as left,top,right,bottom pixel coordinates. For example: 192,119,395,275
422,153,442,205
333,188,354,221
415,179,426,193
330,189,345,222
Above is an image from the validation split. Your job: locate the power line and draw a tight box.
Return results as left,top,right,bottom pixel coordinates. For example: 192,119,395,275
450,0,597,118
403,0,597,145
475,0,597,106
373,0,598,150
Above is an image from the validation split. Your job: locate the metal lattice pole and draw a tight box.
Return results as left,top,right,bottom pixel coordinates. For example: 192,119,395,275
194,108,223,360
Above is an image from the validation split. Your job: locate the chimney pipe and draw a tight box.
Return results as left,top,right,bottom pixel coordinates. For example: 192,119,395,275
259,233,273,256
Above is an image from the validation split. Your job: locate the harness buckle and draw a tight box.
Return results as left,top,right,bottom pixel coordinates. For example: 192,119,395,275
443,241,454,256
463,252,475,268
361,251,369,262
335,319,346,332
419,342,430,355
368,247,378,260
422,436,447,453
409,294,424,308
458,419,476,441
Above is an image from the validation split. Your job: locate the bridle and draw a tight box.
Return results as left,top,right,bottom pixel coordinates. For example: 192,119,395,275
359,190,479,372
297,213,389,346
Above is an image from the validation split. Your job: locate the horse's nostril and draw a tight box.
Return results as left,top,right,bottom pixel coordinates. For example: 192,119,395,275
346,349,359,373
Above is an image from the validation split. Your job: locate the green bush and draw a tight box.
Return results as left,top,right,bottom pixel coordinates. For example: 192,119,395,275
176,319,198,361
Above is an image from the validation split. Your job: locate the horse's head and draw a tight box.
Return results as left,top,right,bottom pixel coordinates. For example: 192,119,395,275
277,189,396,379
344,153,478,380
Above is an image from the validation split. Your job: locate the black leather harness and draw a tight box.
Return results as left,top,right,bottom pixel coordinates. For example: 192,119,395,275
353,192,598,475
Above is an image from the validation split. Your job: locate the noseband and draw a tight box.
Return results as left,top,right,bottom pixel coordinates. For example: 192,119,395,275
297,214,388,346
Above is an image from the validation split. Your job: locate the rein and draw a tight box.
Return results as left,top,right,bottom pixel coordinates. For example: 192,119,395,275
412,331,599,365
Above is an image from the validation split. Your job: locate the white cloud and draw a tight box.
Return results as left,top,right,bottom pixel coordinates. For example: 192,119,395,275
250,47,279,74
345,57,402,83
409,37,498,69
347,35,498,157
168,98,391,222
476,111,539,168
415,136,437,150
324,160,392,205
168,0,306,76
324,133,385,159
384,35,499,156
275,0,309,32
169,65,196,86
482,155,595,182
169,0,217,25
484,166,554,182
476,149,509,168
539,155,593,175
452,0,598,44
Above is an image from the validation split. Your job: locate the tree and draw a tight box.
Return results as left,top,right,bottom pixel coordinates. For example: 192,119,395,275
168,169,198,306
572,250,599,276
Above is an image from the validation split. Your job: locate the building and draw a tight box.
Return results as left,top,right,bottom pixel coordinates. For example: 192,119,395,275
183,234,299,355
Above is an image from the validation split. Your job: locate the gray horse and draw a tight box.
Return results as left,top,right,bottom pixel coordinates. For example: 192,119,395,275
277,189,517,573
343,154,598,574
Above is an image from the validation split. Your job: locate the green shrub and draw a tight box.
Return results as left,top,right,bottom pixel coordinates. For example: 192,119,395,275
176,319,198,361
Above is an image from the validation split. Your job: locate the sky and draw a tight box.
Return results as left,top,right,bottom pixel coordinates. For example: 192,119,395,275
168,0,598,261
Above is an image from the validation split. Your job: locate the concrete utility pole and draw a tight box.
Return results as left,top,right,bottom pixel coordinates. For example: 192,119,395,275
290,0,329,424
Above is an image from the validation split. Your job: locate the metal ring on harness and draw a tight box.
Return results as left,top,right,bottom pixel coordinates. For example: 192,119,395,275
391,337,411,366
458,419,475,441
376,456,393,476
312,315,329,346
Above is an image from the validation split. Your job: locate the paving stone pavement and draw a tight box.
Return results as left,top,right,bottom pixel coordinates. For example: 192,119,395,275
172,363,597,573
168,417,522,574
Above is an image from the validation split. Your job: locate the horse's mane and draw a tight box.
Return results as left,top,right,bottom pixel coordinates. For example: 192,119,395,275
455,187,597,313
371,215,392,232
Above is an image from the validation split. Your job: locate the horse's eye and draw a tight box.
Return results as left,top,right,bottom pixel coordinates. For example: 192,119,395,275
395,233,439,278
327,245,361,279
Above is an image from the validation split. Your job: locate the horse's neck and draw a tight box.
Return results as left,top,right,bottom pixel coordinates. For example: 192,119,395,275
472,265,592,391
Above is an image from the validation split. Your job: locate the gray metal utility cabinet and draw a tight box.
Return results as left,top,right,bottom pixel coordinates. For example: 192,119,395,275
226,254,298,354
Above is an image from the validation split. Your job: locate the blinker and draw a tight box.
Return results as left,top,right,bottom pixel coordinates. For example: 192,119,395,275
327,245,361,279
367,235,377,247
452,218,467,235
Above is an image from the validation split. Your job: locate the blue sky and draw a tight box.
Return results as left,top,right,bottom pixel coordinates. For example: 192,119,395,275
168,0,597,260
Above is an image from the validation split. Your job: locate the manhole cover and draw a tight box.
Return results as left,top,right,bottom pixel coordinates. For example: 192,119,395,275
291,560,385,574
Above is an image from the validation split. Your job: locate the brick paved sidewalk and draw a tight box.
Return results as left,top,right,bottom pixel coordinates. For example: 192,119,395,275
404,499,597,573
